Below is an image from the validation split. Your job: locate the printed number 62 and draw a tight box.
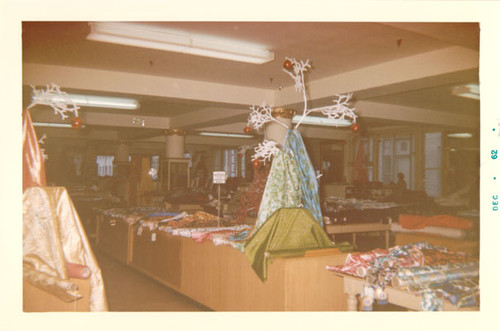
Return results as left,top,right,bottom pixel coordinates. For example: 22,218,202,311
492,150,498,160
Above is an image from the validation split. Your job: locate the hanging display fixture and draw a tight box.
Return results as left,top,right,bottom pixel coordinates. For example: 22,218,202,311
28,84,81,121
244,57,359,237
247,57,358,163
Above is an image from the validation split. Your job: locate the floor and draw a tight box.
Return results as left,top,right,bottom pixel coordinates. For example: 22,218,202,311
93,247,211,312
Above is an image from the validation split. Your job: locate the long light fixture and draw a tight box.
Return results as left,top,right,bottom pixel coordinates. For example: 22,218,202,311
451,83,479,100
41,93,140,110
292,115,352,127
33,122,86,128
199,132,254,138
447,132,473,138
87,22,275,64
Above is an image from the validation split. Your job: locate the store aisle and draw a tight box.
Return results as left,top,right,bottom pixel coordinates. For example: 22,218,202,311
93,249,211,312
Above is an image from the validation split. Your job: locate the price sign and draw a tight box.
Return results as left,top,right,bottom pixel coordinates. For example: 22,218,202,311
213,171,227,184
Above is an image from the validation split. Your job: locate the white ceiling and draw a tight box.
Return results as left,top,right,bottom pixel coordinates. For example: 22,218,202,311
22,21,480,147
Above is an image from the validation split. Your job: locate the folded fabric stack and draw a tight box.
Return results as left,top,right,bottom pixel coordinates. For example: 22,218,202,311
392,214,478,240
131,209,250,250
327,242,479,311
101,207,174,224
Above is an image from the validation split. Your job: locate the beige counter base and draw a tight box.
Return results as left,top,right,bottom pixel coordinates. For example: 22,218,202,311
129,228,349,311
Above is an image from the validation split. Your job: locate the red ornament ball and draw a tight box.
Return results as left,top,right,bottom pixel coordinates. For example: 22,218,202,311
252,159,260,169
243,126,252,134
283,59,293,70
71,117,83,129
351,123,360,133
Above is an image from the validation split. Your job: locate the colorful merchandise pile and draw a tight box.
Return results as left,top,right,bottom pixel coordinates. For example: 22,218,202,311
327,242,479,311
101,207,252,251
141,210,251,251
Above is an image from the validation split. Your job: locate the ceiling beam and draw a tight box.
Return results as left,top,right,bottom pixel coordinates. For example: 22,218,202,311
23,63,275,107
275,46,479,107
354,100,479,129
29,108,170,129
169,107,250,129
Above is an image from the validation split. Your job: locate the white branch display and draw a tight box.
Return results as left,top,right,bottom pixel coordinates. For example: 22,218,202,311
247,103,288,131
282,57,310,93
27,84,80,120
237,145,254,156
246,57,359,161
38,133,48,160
38,133,47,144
294,93,357,128
252,140,281,163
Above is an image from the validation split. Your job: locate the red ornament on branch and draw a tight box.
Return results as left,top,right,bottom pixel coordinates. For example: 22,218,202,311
283,59,293,70
351,123,360,133
252,159,260,169
243,126,252,134
71,117,83,129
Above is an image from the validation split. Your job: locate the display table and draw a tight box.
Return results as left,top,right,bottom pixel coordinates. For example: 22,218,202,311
324,223,391,248
96,213,135,264
394,232,479,255
129,228,350,311
337,274,478,311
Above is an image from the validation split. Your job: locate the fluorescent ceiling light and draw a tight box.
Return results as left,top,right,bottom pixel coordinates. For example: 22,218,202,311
447,133,473,138
40,93,139,110
199,132,254,138
292,115,352,127
87,22,274,64
33,122,86,128
451,83,479,100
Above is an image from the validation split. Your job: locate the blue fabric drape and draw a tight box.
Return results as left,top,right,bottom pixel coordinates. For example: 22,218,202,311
250,149,302,235
282,130,323,226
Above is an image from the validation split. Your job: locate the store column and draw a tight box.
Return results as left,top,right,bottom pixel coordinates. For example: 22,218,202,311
115,141,131,205
164,129,190,193
265,108,296,145
165,129,186,158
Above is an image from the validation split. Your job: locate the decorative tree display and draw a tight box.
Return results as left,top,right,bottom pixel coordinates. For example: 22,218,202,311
28,84,80,120
246,57,358,161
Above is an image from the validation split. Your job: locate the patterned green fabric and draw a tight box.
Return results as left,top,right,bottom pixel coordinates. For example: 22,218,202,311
282,130,323,226
250,149,302,235
244,208,333,282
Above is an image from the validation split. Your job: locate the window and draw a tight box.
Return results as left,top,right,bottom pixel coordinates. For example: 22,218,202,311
150,155,160,181
224,149,238,178
424,132,442,197
379,138,393,184
96,155,114,177
377,135,414,189
394,137,412,190
213,148,246,178
362,138,374,181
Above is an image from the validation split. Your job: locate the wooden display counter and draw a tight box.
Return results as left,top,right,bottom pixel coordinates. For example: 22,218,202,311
325,222,391,249
96,214,135,264
129,228,349,311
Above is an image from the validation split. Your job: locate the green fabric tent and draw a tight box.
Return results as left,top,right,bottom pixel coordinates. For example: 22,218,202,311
244,207,333,282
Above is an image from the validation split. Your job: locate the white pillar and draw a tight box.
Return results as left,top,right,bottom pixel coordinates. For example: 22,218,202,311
265,108,296,145
165,129,186,158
